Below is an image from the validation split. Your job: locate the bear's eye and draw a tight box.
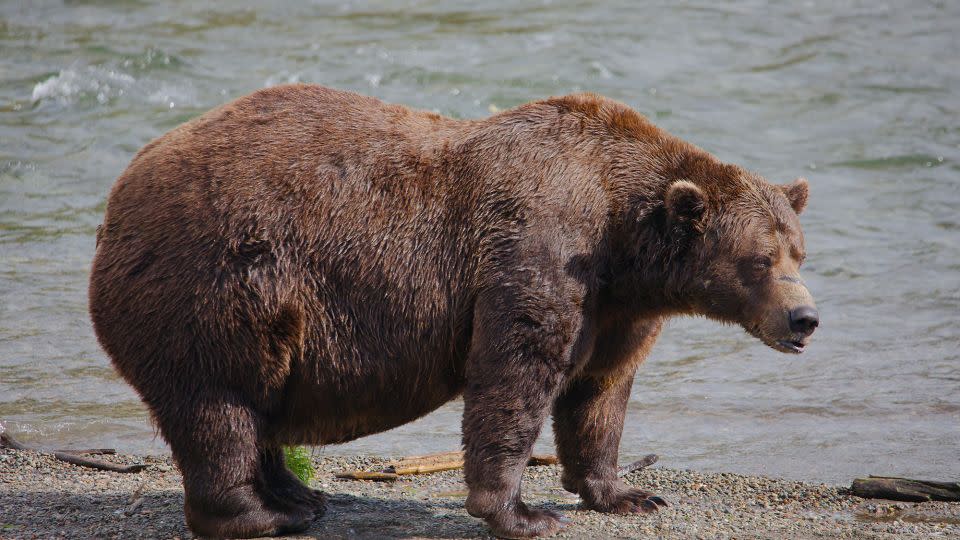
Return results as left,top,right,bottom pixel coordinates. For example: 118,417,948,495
737,256,773,283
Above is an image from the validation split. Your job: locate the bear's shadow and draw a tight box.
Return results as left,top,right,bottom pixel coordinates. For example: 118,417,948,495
317,492,494,539
1,488,561,539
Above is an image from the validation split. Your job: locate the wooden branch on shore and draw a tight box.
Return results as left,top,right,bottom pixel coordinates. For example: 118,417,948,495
384,450,464,475
335,470,400,481
618,454,659,476
53,451,148,474
55,448,117,455
383,451,557,475
1,432,29,451
337,451,559,481
851,476,960,502
385,461,463,475
2,431,143,473
390,450,462,465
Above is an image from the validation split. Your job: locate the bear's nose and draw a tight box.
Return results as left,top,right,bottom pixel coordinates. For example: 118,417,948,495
789,306,819,336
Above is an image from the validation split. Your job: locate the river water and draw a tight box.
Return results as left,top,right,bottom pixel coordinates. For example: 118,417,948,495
1,1,958,485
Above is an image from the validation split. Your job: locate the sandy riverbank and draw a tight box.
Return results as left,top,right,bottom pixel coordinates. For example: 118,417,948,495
1,448,958,539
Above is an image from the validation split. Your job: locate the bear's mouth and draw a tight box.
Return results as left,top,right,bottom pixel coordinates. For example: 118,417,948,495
744,325,808,354
774,339,806,354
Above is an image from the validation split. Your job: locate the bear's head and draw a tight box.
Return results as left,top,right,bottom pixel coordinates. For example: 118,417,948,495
662,173,818,354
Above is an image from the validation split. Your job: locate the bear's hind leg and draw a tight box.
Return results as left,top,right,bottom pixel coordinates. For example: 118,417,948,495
164,393,314,538
259,447,328,515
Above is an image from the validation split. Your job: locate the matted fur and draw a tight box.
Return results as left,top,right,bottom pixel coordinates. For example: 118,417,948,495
89,84,816,538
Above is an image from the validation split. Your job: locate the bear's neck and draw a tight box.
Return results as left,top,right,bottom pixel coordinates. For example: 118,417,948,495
600,142,710,317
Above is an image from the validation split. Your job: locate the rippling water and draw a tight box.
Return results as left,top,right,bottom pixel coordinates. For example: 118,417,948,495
2,1,958,484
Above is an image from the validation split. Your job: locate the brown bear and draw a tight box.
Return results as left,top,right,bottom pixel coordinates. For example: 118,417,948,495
89,84,818,539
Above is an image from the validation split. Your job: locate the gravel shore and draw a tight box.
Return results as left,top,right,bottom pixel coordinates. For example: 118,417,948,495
1,448,958,539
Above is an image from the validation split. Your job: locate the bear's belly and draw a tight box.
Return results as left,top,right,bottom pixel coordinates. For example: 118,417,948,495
318,385,462,445
267,348,467,446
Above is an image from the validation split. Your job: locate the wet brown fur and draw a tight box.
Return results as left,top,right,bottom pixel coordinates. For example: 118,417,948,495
89,84,815,538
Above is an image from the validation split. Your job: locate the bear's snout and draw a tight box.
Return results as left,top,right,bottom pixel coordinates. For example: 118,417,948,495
772,304,819,353
788,305,819,337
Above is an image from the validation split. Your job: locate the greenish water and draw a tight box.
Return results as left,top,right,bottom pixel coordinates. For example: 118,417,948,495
1,1,958,484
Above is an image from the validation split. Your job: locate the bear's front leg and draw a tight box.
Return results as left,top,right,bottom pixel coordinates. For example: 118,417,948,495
462,287,581,539
552,318,668,514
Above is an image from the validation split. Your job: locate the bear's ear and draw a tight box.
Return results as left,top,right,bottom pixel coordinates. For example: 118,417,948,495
780,177,809,215
665,180,708,232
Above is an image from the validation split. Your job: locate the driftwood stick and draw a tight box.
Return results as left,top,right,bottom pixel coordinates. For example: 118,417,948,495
384,451,558,475
53,451,147,473
0,432,30,451
338,451,560,481
388,452,559,473
386,461,464,475
55,448,116,455
335,470,399,481
3,431,143,473
125,496,145,516
390,450,463,466
125,482,147,516
618,454,659,476
384,456,558,476
851,476,960,502
384,451,465,475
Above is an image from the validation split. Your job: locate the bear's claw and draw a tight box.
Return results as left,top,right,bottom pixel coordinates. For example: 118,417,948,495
581,484,668,515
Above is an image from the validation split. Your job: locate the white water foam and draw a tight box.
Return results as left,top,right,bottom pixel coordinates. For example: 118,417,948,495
31,62,196,109
31,65,136,105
